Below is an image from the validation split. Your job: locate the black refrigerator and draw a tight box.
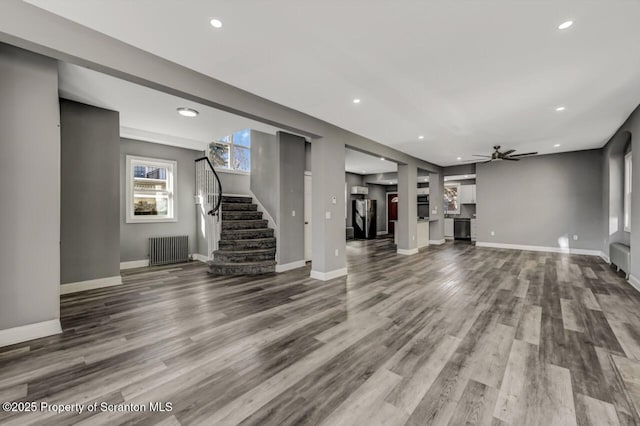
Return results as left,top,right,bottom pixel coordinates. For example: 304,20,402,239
352,199,377,239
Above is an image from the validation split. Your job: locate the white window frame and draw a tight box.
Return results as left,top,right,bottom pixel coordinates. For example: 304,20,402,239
624,151,632,232
210,132,251,175
126,155,177,223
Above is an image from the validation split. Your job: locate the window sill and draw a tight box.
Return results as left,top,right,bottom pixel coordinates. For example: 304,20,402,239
214,168,250,176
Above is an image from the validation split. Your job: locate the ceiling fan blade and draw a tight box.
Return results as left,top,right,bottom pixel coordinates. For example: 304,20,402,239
508,152,538,157
503,157,520,161
502,149,515,156
472,155,491,157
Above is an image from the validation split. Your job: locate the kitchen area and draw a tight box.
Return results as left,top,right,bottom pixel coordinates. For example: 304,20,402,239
443,174,477,242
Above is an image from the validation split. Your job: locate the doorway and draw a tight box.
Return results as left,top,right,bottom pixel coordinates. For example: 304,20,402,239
387,192,398,235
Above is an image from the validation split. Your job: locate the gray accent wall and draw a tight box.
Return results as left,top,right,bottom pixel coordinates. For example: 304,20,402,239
277,132,305,264
60,99,120,284
0,43,60,330
250,130,279,221
476,150,603,251
120,138,200,262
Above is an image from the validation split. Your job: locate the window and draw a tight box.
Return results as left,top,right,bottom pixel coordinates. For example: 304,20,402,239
208,128,251,173
126,155,177,223
625,152,632,232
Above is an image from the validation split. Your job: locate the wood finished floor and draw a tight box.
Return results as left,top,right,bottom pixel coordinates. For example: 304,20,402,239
1,238,640,425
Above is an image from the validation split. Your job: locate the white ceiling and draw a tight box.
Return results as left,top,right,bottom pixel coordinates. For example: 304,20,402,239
58,62,280,150
28,1,640,166
345,149,397,175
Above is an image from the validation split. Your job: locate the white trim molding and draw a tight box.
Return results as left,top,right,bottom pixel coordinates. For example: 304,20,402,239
429,239,446,245
120,259,149,270
310,267,348,281
476,242,603,257
397,248,419,255
0,319,62,348
276,260,307,273
377,231,388,236
61,276,122,295
194,254,210,263
599,252,611,264
629,275,640,293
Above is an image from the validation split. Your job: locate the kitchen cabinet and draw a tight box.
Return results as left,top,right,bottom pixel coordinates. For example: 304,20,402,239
459,184,477,204
444,218,454,239
470,218,477,241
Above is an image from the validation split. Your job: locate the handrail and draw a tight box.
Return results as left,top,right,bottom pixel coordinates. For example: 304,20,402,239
195,156,223,215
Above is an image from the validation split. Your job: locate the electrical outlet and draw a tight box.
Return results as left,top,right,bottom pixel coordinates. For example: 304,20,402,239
491,231,495,236
334,249,339,257
412,235,415,241
573,235,579,241
292,210,296,217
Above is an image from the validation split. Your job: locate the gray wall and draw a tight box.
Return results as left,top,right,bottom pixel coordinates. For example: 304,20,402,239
277,132,306,264
0,44,60,330
250,130,278,221
305,141,312,172
476,150,603,251
60,99,120,283
218,171,250,195
120,138,200,262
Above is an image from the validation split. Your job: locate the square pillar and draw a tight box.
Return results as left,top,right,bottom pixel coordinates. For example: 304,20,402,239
429,172,445,243
397,163,418,255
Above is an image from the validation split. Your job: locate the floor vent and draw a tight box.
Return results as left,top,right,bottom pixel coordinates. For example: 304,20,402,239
149,236,189,266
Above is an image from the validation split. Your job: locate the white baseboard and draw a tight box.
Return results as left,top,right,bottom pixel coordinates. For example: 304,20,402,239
194,254,210,263
476,242,602,257
120,259,149,270
377,231,387,236
429,239,446,245
61,275,122,295
599,252,611,264
310,267,348,281
445,236,454,240
397,248,419,255
0,319,62,348
629,275,640,293
276,260,306,273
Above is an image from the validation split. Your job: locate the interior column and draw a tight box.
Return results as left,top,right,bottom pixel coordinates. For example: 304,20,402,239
429,172,445,243
310,136,347,280
0,44,61,346
397,163,418,254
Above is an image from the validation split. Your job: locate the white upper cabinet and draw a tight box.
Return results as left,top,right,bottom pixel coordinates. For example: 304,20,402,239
459,184,476,204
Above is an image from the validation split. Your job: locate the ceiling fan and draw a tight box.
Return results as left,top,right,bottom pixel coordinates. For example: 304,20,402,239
467,145,538,163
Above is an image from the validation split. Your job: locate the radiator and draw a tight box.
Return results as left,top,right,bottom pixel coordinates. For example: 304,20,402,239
149,236,189,266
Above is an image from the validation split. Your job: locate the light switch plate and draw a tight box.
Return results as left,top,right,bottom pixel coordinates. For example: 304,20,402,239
325,211,331,219
292,210,296,217
331,196,337,204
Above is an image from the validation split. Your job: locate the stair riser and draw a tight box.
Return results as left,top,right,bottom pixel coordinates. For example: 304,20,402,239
221,196,253,204
222,220,269,230
209,264,275,275
219,240,276,250
222,203,258,211
222,212,263,220
221,229,274,240
214,252,276,262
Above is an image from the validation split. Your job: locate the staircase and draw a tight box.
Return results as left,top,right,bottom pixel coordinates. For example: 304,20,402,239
209,195,276,275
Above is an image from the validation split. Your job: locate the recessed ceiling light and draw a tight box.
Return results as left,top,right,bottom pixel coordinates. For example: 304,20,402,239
424,178,428,181
457,157,462,161
555,106,566,112
554,143,561,147
210,18,223,28
177,107,199,117
558,20,573,30
418,135,424,140
353,98,361,104
380,157,385,161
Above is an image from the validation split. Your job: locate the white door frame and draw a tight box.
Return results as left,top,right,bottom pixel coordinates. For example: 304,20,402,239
304,172,312,262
